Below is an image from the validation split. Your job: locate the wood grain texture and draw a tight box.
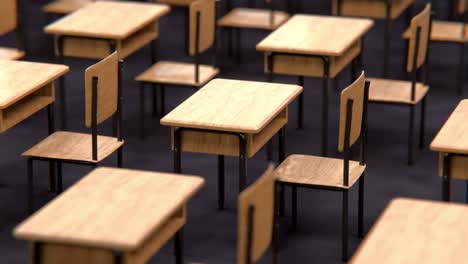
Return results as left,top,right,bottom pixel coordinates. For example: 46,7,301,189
0,60,69,108
135,61,219,87
349,198,468,264
333,0,413,19
430,100,468,154
217,8,289,30
256,14,373,56
44,1,170,39
403,21,468,43
85,52,119,127
22,131,124,162
0,47,25,60
0,0,17,35
237,164,275,264
406,4,431,72
277,154,365,189
160,78,302,133
264,40,361,78
189,0,215,56
42,0,93,15
338,71,365,152
368,78,429,104
14,167,205,251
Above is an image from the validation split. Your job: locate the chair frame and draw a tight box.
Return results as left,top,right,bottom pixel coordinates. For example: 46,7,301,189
279,80,369,261
139,1,218,138
1,0,26,56
26,60,124,215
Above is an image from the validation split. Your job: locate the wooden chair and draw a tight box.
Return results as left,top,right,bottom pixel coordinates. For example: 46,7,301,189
403,0,467,94
0,0,25,60
218,0,289,62
43,0,94,16
135,0,219,138
369,4,431,165
22,52,124,214
276,72,369,261
332,0,414,77
238,164,277,264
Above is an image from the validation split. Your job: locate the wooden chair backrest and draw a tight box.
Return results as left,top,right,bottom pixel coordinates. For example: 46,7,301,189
0,0,17,35
189,0,215,56
85,52,119,128
237,164,275,264
406,4,431,72
459,0,467,15
338,71,366,152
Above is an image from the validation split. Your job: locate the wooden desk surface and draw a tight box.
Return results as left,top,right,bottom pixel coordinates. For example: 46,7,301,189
160,78,303,133
430,100,468,154
0,60,69,109
256,14,374,56
44,1,171,39
350,198,468,264
14,167,204,251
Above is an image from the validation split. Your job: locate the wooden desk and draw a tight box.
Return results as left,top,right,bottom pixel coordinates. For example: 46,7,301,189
0,60,69,133
430,99,468,202
256,14,373,156
350,198,468,264
14,167,204,264
44,1,171,129
160,78,302,209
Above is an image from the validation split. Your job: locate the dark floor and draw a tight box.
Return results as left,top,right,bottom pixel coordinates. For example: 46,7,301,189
1,0,467,263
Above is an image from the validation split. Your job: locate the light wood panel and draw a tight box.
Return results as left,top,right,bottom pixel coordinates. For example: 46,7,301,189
14,167,205,251
256,14,373,56
403,21,468,43
368,78,429,104
32,243,114,264
438,153,468,180
85,52,119,127
44,1,170,39
0,47,25,60
0,0,17,35
277,154,365,189
459,0,467,14
135,61,219,87
160,78,302,133
189,0,215,56
43,0,93,14
406,4,431,72
333,0,413,19
22,131,124,162
155,0,194,6
237,164,275,264
431,100,468,154
349,198,468,263
217,8,289,30
338,71,365,152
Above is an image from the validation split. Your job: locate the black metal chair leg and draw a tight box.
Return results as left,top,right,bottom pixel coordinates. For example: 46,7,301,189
117,147,123,168
152,84,158,117
228,28,233,57
292,186,297,230
408,105,415,165
139,83,146,139
236,28,241,64
239,134,247,193
383,18,391,78
457,43,466,95
279,184,285,217
442,154,451,201
419,98,426,149
342,190,349,262
57,161,63,193
218,155,225,210
27,158,33,215
175,228,184,264
322,76,330,157
298,76,304,129
358,174,365,238
160,84,166,116
48,161,56,193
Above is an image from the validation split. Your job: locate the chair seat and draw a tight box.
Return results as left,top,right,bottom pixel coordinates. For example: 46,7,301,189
217,8,289,30
22,131,124,163
276,155,365,189
135,61,219,87
336,0,413,19
0,47,25,60
368,78,429,105
43,0,92,14
155,0,194,7
403,21,468,43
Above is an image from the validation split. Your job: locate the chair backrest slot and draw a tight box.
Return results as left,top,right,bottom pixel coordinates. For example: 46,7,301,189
237,164,276,264
406,4,431,73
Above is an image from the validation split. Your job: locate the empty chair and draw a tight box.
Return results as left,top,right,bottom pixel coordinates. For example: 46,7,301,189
238,164,277,264
276,72,369,261
403,0,467,94
135,0,219,138
332,0,414,77
23,52,124,214
218,0,289,62
0,0,25,60
368,4,431,165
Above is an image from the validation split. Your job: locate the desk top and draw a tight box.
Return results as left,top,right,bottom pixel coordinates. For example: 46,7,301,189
160,78,303,133
430,100,468,154
44,1,171,39
0,60,69,109
256,14,374,56
350,198,468,264
14,167,204,251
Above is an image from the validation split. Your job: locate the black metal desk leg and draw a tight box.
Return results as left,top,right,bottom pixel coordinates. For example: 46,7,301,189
278,127,286,217
238,133,247,192
33,242,42,264
56,36,67,130
57,161,63,193
174,128,182,174
358,173,365,238
408,105,415,165
298,76,304,129
175,228,184,264
139,83,146,139
442,154,451,201
160,84,166,116
342,190,349,262
27,158,34,215
457,43,466,95
383,17,391,78
117,147,123,168
47,103,56,192
218,155,225,210
291,186,297,230
321,57,330,156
